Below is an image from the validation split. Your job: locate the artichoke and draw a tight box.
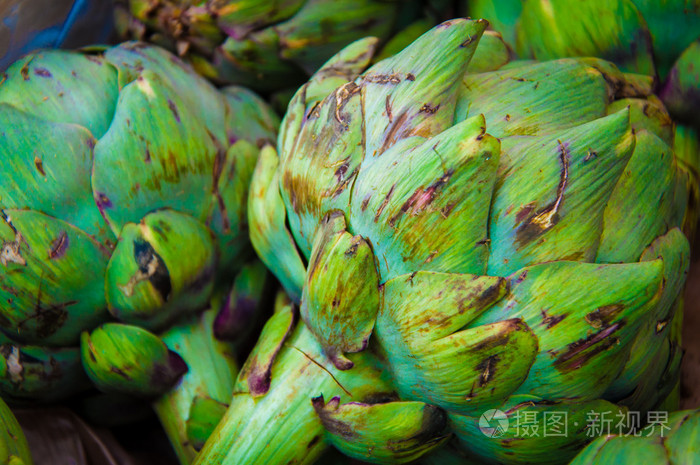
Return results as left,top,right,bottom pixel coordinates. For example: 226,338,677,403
0,41,278,462
193,19,695,465
464,0,700,130
0,0,114,70
569,408,700,464
115,0,455,92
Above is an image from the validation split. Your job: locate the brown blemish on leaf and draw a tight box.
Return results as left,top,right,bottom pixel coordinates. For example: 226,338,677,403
307,211,344,281
388,170,455,227
374,184,395,222
210,145,231,233
554,322,623,372
20,299,74,339
95,192,112,214
457,279,508,317
167,99,180,123
361,392,399,404
334,82,360,126
655,319,668,334
86,340,97,362
472,329,511,352
333,159,349,182
360,194,371,212
513,270,528,284
307,101,321,120
20,61,31,80
379,110,409,154
282,170,317,215
34,67,51,78
150,219,173,242
119,239,172,301
110,365,132,380
1,233,26,266
441,202,456,218
85,55,104,66
423,250,438,264
385,95,393,123
364,73,403,84
48,231,68,260
515,140,570,247
477,355,500,387
419,103,440,114
460,36,476,47
242,311,296,397
584,304,623,329
540,309,566,328
34,157,45,176
515,203,536,225
345,236,361,257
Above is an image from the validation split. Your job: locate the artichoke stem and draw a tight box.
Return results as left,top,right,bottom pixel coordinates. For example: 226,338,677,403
194,321,393,465
153,308,238,464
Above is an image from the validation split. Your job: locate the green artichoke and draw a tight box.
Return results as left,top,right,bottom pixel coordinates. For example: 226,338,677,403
0,41,277,346
464,0,700,130
115,0,454,92
0,41,278,462
194,19,695,465
569,409,700,464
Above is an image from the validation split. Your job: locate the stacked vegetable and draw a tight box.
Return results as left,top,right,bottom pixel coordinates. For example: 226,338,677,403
0,2,698,464
0,41,277,463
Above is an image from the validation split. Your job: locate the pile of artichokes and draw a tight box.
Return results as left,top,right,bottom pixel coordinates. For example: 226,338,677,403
115,0,454,92
0,2,698,465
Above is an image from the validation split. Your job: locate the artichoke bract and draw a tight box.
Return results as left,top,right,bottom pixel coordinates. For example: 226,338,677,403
115,0,453,92
569,409,700,465
205,19,696,465
81,322,188,397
